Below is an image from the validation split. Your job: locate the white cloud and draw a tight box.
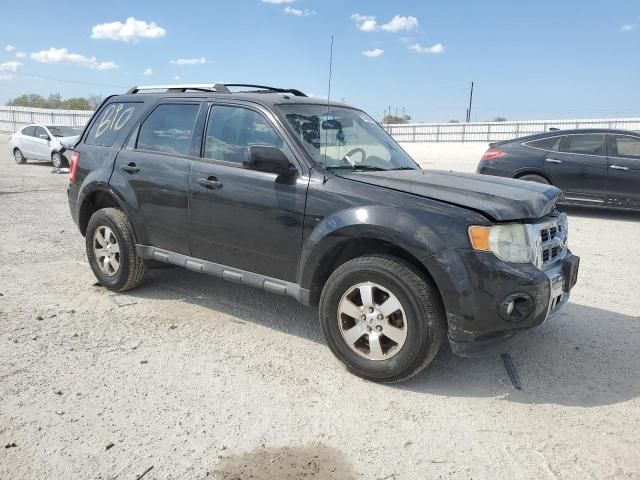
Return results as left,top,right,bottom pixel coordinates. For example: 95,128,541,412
5,45,15,52
143,68,153,75
351,14,378,32
362,48,384,57
381,15,418,32
0,61,23,72
262,0,295,3
351,13,419,33
15,51,27,58
0,73,13,80
170,57,208,65
174,75,181,80
30,47,118,69
284,6,315,16
621,24,635,32
91,17,166,43
408,43,444,54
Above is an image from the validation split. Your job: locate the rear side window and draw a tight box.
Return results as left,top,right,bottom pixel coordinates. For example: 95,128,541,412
559,134,604,155
204,106,283,163
85,102,141,147
22,126,36,136
137,103,200,156
611,135,640,159
526,136,560,150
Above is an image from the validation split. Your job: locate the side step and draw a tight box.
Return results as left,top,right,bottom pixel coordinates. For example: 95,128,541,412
135,245,311,305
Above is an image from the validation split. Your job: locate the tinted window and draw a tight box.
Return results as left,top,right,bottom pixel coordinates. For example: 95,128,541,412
47,126,83,137
137,104,200,156
204,106,283,163
22,126,36,136
85,102,141,147
526,136,560,150
612,135,640,159
34,126,48,139
559,134,604,155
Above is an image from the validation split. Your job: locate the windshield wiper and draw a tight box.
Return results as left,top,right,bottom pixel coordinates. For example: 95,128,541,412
388,166,417,171
325,165,388,172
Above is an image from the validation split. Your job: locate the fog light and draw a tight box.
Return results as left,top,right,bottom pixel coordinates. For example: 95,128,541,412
498,293,534,323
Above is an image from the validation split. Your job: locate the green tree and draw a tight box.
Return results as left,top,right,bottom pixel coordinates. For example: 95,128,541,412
6,93,98,110
61,97,91,110
382,114,411,124
448,119,461,123
492,116,507,122
47,93,63,109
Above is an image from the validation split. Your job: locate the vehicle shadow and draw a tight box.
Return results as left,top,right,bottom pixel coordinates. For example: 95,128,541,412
130,268,640,408
560,204,640,222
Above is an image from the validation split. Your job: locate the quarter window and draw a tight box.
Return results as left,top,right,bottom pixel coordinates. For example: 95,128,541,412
137,104,200,156
204,106,283,163
558,134,604,155
85,102,142,147
612,135,640,159
526,137,560,151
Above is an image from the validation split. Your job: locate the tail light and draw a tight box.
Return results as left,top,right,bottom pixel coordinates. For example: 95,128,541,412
481,148,506,161
69,151,80,183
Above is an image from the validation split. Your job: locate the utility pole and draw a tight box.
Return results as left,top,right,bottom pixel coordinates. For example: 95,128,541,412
466,81,474,122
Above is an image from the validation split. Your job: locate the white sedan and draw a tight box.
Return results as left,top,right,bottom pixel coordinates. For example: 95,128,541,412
9,124,83,168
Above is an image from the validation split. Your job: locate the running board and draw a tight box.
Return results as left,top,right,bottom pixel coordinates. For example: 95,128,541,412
136,245,311,305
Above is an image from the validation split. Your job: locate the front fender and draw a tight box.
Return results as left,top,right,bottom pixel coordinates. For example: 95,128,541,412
298,205,448,288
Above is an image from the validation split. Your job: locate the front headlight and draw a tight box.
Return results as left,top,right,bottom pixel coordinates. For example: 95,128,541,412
469,224,533,264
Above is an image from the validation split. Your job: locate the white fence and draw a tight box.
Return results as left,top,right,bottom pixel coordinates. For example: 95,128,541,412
2,106,639,144
384,118,640,143
0,106,94,134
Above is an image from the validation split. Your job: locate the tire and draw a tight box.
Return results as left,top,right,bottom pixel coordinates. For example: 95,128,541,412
518,174,550,185
51,151,65,168
319,255,445,383
86,208,146,292
13,148,26,164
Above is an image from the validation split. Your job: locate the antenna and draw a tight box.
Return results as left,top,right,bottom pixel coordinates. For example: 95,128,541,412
323,36,334,167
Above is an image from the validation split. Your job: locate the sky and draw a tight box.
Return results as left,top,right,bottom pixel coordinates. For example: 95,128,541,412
0,0,638,122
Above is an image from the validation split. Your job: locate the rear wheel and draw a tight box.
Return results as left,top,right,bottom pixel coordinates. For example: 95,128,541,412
86,208,146,292
14,148,26,164
319,255,445,383
518,174,550,185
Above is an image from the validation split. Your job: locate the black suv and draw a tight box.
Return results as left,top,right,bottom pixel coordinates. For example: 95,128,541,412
67,83,580,382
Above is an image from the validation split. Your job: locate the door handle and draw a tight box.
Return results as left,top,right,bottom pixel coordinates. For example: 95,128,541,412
198,177,223,189
545,158,563,164
121,163,140,174
609,165,629,171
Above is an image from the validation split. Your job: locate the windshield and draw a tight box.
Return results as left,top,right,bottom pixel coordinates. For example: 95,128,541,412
278,105,419,172
46,125,83,137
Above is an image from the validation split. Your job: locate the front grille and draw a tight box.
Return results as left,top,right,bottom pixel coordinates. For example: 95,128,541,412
531,213,568,270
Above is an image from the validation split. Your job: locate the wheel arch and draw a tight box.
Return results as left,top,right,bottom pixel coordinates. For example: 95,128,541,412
78,186,140,241
512,168,553,184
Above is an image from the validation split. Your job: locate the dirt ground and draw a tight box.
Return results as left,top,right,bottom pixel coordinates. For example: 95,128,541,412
1,134,639,480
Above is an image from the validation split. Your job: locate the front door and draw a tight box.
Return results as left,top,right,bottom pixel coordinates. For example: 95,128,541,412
544,133,608,205
111,102,203,254
606,134,640,209
188,103,308,282
32,126,51,160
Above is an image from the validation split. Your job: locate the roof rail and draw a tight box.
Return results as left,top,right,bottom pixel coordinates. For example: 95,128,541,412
127,84,230,94
126,83,306,97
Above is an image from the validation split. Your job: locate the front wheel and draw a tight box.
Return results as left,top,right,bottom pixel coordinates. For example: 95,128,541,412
86,208,146,292
51,151,65,168
319,255,445,383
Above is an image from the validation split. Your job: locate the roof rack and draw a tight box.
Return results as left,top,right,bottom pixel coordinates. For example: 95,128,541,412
126,83,307,97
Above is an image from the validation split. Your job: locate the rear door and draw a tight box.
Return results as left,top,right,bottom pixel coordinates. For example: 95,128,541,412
188,102,308,281
111,101,203,254
544,133,608,204
32,126,51,160
606,134,640,209
18,126,36,157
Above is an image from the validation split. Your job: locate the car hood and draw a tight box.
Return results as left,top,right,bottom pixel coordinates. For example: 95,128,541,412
336,169,562,221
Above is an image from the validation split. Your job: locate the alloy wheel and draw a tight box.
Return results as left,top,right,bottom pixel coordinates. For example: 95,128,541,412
93,226,121,276
337,282,408,361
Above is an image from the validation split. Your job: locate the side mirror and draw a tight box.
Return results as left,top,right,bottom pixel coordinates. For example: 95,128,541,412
39,134,50,140
243,146,297,176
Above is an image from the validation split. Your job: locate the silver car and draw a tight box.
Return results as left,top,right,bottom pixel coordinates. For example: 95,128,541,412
9,124,83,168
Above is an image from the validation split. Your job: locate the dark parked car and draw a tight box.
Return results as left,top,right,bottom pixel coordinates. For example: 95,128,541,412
66,83,579,383
477,129,640,210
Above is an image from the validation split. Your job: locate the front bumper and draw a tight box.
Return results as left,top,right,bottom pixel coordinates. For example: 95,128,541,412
425,248,579,357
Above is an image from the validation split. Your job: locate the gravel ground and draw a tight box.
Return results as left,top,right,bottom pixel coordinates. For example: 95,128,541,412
1,135,639,479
